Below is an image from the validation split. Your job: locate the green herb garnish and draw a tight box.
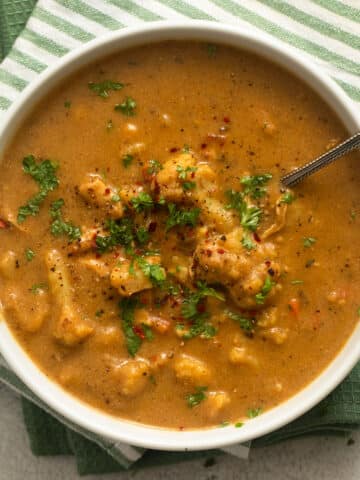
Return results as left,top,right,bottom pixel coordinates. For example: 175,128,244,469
280,192,295,204
30,283,47,294
119,297,141,357
165,203,200,231
226,190,262,232
17,155,59,223
25,248,35,262
131,192,154,212
207,43,217,57
64,100,71,108
227,311,256,333
247,407,263,418
50,199,81,242
147,159,163,175
240,173,272,199
241,233,255,250
135,256,166,287
106,119,113,131
96,217,134,253
255,276,274,304
142,323,154,341
122,154,134,168
88,80,124,98
136,227,149,244
186,386,207,408
115,96,136,116
235,422,244,428
291,279,304,285
303,237,316,248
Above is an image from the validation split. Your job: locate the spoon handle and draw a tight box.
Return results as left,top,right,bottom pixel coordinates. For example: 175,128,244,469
281,132,360,188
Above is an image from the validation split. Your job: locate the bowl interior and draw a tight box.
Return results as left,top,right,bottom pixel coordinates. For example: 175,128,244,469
0,21,359,451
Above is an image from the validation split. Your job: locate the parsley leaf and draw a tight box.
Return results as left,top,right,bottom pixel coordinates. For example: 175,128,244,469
255,276,274,304
240,173,272,199
280,192,295,204
303,237,316,248
115,96,136,116
17,155,59,223
30,283,47,294
247,407,263,418
50,199,81,242
176,165,197,191
25,248,35,262
142,323,154,341
241,233,255,250
147,159,163,175
96,217,134,253
225,190,262,232
227,310,256,333
135,256,166,287
88,80,124,98
122,154,133,168
119,297,142,357
186,386,207,408
131,192,154,212
165,203,200,231
136,227,149,244
64,100,71,109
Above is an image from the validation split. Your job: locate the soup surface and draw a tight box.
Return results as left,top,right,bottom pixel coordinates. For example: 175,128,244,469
0,42,359,429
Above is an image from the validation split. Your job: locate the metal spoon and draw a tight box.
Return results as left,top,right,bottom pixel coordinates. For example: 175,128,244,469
281,132,360,188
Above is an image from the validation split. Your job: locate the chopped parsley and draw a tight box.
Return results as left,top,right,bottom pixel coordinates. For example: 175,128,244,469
96,217,134,253
303,237,316,248
122,154,133,168
186,386,207,408
219,421,230,428
119,297,141,357
135,256,166,287
136,226,149,244
106,119,113,131
25,248,35,262
95,309,104,317
165,203,200,231
64,100,71,108
255,276,274,304
227,311,256,333
247,407,263,418
30,282,47,294
142,323,154,341
235,422,244,428
147,159,163,175
226,190,262,232
291,279,304,285
88,80,124,98
131,192,154,212
50,199,81,242
17,155,59,223
115,96,136,116
280,191,295,204
111,194,121,203
182,144,191,153
240,173,272,199
176,165,197,192
241,233,256,250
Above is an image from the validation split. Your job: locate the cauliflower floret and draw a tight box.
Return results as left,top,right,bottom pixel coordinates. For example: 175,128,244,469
173,354,211,385
0,250,17,279
204,391,231,419
261,327,288,345
191,228,281,309
229,346,259,367
53,305,94,346
3,287,49,333
110,256,165,296
198,198,238,234
79,174,124,219
155,152,217,203
110,358,151,397
78,256,112,278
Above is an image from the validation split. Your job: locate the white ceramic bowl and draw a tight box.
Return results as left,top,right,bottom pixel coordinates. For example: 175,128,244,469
0,21,359,451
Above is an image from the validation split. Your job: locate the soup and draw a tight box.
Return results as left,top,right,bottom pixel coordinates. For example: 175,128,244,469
0,42,359,429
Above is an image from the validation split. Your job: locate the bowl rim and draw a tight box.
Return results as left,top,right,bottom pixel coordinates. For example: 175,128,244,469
0,20,359,452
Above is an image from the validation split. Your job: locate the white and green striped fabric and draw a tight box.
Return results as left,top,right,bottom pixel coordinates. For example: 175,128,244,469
0,0,359,468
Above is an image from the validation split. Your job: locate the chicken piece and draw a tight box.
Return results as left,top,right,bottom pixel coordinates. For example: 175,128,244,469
79,174,124,219
110,256,164,296
110,358,151,397
3,287,49,333
46,249,94,346
68,226,104,255
229,346,259,367
192,228,281,309
155,152,217,203
203,391,231,420
92,325,123,347
78,256,113,278
198,198,238,234
261,200,287,239
0,250,17,279
173,354,211,385
134,309,170,334
260,327,288,345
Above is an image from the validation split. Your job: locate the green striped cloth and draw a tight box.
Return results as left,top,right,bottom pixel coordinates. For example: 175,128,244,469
0,0,359,475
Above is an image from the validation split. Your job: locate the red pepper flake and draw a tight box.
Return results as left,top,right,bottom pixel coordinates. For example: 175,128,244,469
265,260,271,267
105,188,111,195
0,219,8,229
217,248,225,254
206,249,212,257
197,302,206,314
95,253,101,259
170,147,179,153
133,325,145,339
148,221,157,233
223,116,230,123
253,232,261,243
179,426,185,431
201,143,207,149
191,171,196,178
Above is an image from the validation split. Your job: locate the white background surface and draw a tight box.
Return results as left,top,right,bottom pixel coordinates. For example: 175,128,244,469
0,385,359,480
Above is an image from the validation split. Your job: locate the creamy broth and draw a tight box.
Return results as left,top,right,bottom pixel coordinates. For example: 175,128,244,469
0,42,359,429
